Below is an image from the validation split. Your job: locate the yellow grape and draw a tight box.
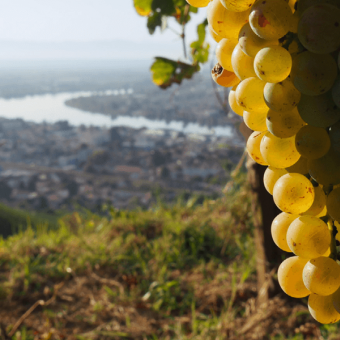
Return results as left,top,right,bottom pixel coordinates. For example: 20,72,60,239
295,126,331,160
207,0,250,40
266,107,305,139
309,294,340,324
326,187,340,223
274,174,314,215
260,132,300,168
264,167,288,195
278,256,310,298
216,38,238,72
303,257,340,296
220,0,256,12
287,216,329,258
243,109,267,131
264,78,301,113
271,211,296,252
186,0,211,7
291,51,338,96
254,46,292,83
298,92,340,128
236,77,268,112
303,185,326,217
298,4,340,54
249,0,293,41
228,86,243,116
308,148,340,186
286,156,308,175
246,131,268,166
238,23,278,58
208,24,223,43
231,44,256,80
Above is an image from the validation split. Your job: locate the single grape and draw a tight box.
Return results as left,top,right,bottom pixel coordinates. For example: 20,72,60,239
295,126,331,160
254,46,292,83
207,0,250,40
264,167,288,195
264,78,301,113
260,132,300,168
216,38,238,72
220,0,255,12
231,44,257,80
309,294,340,324
303,257,340,296
271,212,296,252
211,63,240,88
266,107,305,138
332,76,340,109
236,77,268,112
326,188,340,223
309,148,340,186
186,0,211,7
298,4,340,54
273,174,314,215
297,92,340,128
229,85,244,116
249,0,293,41
303,185,326,217
208,24,223,43
243,109,267,131
290,52,338,96
238,23,278,58
286,156,309,175
278,256,310,298
287,216,329,258
246,131,268,166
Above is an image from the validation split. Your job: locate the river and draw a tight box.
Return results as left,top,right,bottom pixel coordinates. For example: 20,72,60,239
0,90,233,137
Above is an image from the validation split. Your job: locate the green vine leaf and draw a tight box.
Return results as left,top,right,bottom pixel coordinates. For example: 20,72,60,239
150,57,200,89
190,19,210,64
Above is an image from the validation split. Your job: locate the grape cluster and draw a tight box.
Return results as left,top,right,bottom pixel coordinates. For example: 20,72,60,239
187,0,340,324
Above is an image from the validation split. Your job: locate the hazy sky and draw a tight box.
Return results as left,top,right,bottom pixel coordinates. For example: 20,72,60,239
0,1,207,43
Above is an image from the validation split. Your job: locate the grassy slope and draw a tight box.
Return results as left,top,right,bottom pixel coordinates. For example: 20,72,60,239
0,179,339,340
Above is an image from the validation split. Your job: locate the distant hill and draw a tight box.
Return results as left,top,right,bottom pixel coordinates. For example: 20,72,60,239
0,40,183,61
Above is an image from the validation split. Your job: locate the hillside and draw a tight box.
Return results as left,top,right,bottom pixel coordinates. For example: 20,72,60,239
0,179,337,340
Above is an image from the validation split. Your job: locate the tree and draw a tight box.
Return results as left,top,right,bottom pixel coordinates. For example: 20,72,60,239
132,0,283,305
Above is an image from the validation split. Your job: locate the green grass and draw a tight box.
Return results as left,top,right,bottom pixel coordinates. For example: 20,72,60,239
0,177,335,339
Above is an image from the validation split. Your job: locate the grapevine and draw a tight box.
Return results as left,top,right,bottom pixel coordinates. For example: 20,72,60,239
187,0,340,324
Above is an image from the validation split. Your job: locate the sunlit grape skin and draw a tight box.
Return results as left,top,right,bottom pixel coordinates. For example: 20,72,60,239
260,132,300,169
264,79,301,113
278,256,310,298
287,216,329,258
238,23,278,58
246,131,268,166
216,38,238,72
231,44,256,80
264,167,287,195
271,211,295,252
220,0,255,12
243,109,267,132
309,294,340,324
236,77,268,112
303,257,340,296
273,174,314,215
302,185,326,217
254,46,292,83
229,86,244,116
249,0,293,40
186,0,211,7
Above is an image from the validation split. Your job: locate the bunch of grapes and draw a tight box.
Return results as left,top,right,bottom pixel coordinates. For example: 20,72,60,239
187,0,340,324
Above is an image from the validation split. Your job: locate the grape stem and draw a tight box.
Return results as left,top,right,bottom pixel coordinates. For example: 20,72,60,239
327,217,337,261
